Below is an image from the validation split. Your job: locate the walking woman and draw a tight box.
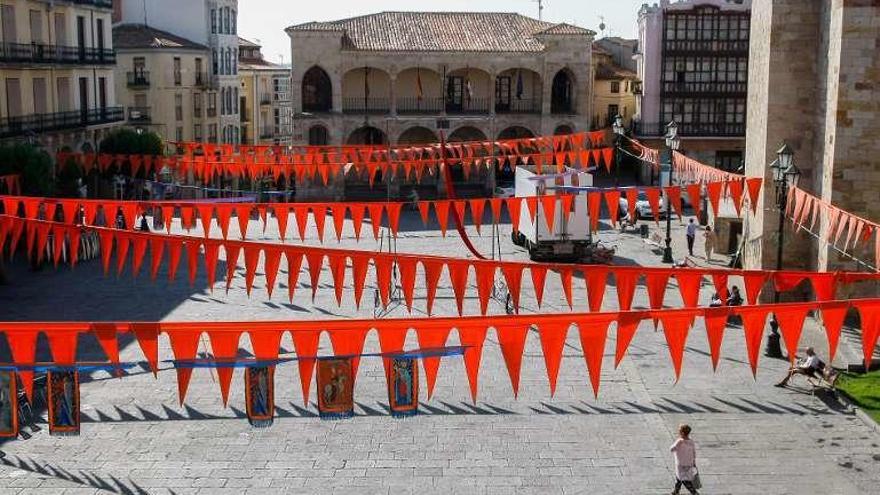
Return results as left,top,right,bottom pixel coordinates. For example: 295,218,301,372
703,226,716,262
670,424,700,494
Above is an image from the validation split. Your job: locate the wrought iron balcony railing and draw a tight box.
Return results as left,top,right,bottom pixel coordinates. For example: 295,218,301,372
0,42,115,65
0,107,124,138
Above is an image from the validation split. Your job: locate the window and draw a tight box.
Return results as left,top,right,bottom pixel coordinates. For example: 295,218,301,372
495,76,511,110
193,93,202,116
195,57,203,83
715,150,743,173
208,123,217,142
610,81,621,94
223,7,230,34
33,77,47,114
175,94,183,121
2,5,17,43
232,10,237,34
176,126,184,142
173,57,181,86
208,92,217,117
211,9,217,34
29,10,43,44
233,87,239,113
607,104,619,125
56,77,71,111
194,124,202,141
212,49,218,75
308,125,329,145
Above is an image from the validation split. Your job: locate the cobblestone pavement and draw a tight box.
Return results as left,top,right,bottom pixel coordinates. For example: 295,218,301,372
1,209,879,494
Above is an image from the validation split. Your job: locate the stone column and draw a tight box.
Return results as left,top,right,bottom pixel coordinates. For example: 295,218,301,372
389,72,397,116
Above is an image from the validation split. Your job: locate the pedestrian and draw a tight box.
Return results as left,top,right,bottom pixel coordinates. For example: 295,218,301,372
670,424,700,495
726,285,743,306
686,218,697,256
703,225,716,262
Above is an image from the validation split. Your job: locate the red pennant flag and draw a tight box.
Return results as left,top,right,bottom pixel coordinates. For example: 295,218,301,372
746,178,763,215
274,206,290,241
474,263,496,316
811,273,838,302
728,179,744,217
367,203,384,241
686,184,702,220
585,268,608,312
578,314,615,397
469,199,486,234
496,324,530,397
602,148,614,172
6,329,38,402
223,244,241,292
416,324,452,399
820,302,848,363
434,201,450,237
161,205,174,234
351,254,370,310
854,300,880,369
60,200,79,224
243,245,260,296
348,204,365,241
489,198,504,225
645,271,671,310
530,265,547,308
167,239,182,282
540,195,557,232
525,197,538,223
458,325,488,403
613,312,643,368
645,187,662,223
115,232,131,277
328,254,346,306
615,270,639,311
711,273,729,303
328,327,370,384
706,182,723,219
285,250,303,303
249,328,284,365
215,205,233,240
397,257,418,312
386,203,403,237
46,328,79,366
374,256,393,308
738,306,771,378
263,247,283,299
417,202,431,226
293,205,309,241
506,197,523,233
180,206,194,231
743,272,768,305
291,329,320,405
305,252,324,301
330,204,347,242
130,235,148,278
537,321,570,396
774,305,810,365
91,323,120,370
665,186,683,219
208,330,242,407
674,271,703,308
195,204,213,238
130,323,160,376
773,273,806,293
604,190,621,227
166,329,202,404
377,322,409,381
703,307,729,372
657,310,698,381
311,207,327,243
626,188,638,221
587,192,602,233
423,259,444,316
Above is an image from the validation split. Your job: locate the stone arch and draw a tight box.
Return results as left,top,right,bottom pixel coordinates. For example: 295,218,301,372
342,67,391,112
397,126,438,145
302,65,332,112
445,67,492,113
347,126,387,145
396,67,444,112
551,68,575,114
497,126,535,140
494,68,543,113
448,125,487,143
554,124,575,135
308,124,330,146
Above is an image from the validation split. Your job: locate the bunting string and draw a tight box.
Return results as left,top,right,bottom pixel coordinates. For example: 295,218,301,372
1,297,877,405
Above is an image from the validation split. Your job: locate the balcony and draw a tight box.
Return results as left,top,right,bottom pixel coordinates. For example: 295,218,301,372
126,71,150,88
662,81,747,96
495,98,541,114
69,0,113,7
446,98,490,115
127,107,151,123
0,107,123,138
194,72,217,89
342,97,390,115
664,39,749,54
397,97,443,115
260,94,272,106
633,121,745,138
0,42,115,65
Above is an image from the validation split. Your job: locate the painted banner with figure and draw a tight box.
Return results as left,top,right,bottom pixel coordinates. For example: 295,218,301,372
244,366,274,427
317,358,354,419
0,370,17,437
388,357,418,417
48,370,80,436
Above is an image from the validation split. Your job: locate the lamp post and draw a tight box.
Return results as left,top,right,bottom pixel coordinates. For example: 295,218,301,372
661,121,680,264
765,142,800,358
612,114,624,184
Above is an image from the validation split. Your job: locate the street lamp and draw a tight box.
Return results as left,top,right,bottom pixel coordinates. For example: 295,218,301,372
612,114,624,184
766,142,800,358
661,121,680,263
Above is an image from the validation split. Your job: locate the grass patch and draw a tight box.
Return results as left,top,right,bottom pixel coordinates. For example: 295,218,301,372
837,371,880,424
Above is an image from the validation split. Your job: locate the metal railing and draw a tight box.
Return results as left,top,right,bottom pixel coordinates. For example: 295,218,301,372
495,98,541,114
397,96,444,114
127,107,151,123
194,72,217,89
69,0,113,7
126,71,150,88
664,39,749,54
259,94,272,105
446,97,490,115
0,107,124,138
0,42,115,65
661,81,747,95
633,121,745,137
342,97,390,115
550,100,575,115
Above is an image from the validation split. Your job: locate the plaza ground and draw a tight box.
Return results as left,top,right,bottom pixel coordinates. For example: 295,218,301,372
1,208,879,494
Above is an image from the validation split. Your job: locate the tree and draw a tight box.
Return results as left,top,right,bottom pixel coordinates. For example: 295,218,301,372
98,129,164,178
0,143,54,196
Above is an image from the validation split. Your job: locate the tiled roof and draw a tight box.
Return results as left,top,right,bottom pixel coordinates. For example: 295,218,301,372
238,37,261,48
287,12,594,52
113,24,207,51
596,63,637,80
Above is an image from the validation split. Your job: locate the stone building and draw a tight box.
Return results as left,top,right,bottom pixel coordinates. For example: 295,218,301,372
744,0,880,284
285,11,594,200
0,0,124,151
113,0,239,144
238,37,291,146
634,0,750,169
113,24,219,144
594,37,638,72
592,45,638,129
